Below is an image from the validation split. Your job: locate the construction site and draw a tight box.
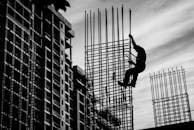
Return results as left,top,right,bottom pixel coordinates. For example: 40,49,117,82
84,6,193,130
0,1,193,130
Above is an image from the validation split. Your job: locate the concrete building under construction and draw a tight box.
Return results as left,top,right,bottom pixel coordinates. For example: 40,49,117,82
72,65,124,130
71,66,92,130
0,0,74,130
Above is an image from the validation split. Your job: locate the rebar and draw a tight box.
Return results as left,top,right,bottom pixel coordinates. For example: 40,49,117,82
85,6,133,130
150,67,192,127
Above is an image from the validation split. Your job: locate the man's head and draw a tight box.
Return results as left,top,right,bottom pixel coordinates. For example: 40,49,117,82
129,34,133,39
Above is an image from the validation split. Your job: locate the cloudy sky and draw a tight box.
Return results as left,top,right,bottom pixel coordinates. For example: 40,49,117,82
62,0,194,129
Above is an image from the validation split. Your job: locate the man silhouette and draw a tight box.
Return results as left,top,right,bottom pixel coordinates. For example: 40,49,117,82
118,34,146,88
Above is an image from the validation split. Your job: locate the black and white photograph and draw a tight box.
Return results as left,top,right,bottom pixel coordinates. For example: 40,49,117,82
0,0,194,130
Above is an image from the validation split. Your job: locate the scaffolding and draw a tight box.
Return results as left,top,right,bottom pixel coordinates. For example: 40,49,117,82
150,67,192,127
85,6,133,130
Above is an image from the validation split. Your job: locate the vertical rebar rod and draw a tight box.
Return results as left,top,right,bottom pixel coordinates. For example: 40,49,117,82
90,10,93,58
163,70,169,98
105,8,109,108
174,68,181,121
117,8,126,128
111,7,116,122
89,10,94,129
99,10,104,108
160,71,167,124
129,9,132,65
129,8,134,130
177,67,186,121
89,10,93,86
97,8,101,111
116,8,121,87
150,75,157,126
182,67,187,93
116,8,120,127
115,8,119,128
173,68,178,96
86,12,89,75
169,68,177,122
163,70,171,123
182,67,192,121
154,72,160,126
84,10,86,88
160,71,164,125
121,5,125,75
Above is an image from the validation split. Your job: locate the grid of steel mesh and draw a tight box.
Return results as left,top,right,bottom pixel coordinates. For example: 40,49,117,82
85,7,133,130
150,67,192,127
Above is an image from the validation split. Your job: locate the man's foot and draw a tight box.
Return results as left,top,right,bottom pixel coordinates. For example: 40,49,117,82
118,81,127,88
118,81,136,88
129,82,136,88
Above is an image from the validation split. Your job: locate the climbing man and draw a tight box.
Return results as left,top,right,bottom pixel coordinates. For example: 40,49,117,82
118,34,146,88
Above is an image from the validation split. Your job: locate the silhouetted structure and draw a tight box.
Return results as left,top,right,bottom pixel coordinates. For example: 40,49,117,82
0,0,74,130
31,0,70,11
118,34,146,88
85,7,133,130
71,66,92,130
150,67,192,127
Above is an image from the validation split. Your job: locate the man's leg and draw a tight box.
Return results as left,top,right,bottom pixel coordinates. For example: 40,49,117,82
130,65,145,87
123,68,135,85
118,68,136,87
129,72,138,87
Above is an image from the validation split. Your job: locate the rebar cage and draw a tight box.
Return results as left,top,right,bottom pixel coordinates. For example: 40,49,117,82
85,6,133,130
150,67,192,127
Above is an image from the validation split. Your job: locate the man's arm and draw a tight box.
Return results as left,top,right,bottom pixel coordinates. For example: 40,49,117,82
129,34,137,48
128,60,136,65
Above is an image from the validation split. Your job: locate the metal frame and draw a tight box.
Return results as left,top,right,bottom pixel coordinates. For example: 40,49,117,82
150,67,192,127
85,6,133,130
